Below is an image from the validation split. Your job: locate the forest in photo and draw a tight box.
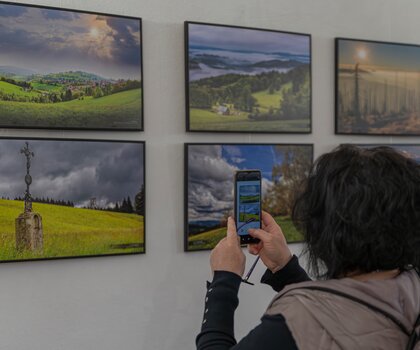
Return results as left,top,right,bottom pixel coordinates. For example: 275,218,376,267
186,144,312,251
187,23,311,132
337,39,420,135
0,4,142,129
0,140,145,262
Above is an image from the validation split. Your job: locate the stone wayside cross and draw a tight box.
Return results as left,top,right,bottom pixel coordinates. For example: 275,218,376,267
21,142,34,213
15,142,44,253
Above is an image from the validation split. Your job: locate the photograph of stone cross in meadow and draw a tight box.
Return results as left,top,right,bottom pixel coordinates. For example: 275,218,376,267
185,143,313,251
0,138,145,263
336,38,420,135
185,22,311,133
0,3,142,130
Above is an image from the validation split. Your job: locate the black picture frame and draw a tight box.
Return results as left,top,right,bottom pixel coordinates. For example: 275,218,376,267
184,143,314,252
335,37,420,136
0,1,143,131
185,21,312,134
0,137,147,263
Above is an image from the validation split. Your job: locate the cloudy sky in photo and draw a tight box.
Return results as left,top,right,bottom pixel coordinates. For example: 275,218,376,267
189,23,310,56
0,139,144,208
0,3,141,79
187,144,286,223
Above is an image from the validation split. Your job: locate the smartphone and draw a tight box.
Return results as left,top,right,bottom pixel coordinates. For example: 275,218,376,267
234,170,261,244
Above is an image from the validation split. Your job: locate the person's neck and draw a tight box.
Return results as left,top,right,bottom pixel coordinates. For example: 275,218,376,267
347,269,400,281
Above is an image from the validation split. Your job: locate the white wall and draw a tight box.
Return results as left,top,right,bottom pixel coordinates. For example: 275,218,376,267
1,0,419,349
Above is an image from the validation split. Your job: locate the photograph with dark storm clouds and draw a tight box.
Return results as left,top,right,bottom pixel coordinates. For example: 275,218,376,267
185,144,312,251
0,139,145,262
0,3,142,130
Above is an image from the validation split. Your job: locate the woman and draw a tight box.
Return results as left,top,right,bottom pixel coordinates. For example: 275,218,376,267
196,145,420,349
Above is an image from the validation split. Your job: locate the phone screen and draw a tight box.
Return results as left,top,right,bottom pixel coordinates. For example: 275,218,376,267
236,180,261,236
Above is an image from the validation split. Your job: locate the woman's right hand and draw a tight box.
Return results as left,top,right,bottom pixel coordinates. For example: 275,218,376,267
248,211,292,273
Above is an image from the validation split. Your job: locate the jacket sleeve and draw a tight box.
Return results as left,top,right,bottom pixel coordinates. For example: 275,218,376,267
196,271,298,350
261,255,311,292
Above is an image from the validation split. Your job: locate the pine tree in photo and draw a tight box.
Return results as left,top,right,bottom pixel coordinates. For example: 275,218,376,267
135,185,145,216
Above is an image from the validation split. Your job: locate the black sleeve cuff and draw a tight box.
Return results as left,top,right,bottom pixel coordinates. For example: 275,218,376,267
261,255,311,292
196,271,242,348
200,271,241,332
210,270,242,290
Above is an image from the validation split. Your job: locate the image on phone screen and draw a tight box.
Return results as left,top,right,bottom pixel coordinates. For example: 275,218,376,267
236,181,261,235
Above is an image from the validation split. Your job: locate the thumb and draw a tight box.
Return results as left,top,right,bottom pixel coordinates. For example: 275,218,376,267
227,217,239,243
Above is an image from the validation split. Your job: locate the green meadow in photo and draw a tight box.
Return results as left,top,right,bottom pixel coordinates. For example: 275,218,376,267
0,3,142,130
0,139,145,262
186,22,311,133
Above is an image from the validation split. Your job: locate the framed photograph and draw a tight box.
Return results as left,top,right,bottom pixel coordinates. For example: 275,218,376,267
185,22,311,133
336,38,420,136
356,144,420,162
185,143,313,251
0,137,145,263
0,2,143,131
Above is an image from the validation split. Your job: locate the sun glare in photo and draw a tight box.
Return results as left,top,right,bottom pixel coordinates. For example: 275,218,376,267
356,47,367,61
90,27,100,38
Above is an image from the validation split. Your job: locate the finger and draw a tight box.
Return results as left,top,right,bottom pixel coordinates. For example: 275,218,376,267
226,217,239,244
248,228,270,242
261,211,277,227
214,237,226,249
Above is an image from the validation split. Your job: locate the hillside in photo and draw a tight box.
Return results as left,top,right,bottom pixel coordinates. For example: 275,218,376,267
0,199,144,261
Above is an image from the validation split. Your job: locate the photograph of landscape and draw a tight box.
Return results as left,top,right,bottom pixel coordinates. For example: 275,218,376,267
185,144,313,251
358,144,420,163
336,38,420,135
0,3,142,130
0,138,145,262
186,22,311,132
237,182,261,236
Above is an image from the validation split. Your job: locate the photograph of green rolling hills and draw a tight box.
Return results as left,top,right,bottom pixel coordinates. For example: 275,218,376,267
0,3,142,130
185,144,312,251
0,139,145,262
186,22,311,132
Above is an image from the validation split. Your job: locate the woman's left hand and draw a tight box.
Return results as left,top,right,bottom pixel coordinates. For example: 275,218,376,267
210,217,245,277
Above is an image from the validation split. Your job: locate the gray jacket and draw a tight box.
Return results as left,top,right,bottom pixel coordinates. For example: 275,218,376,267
265,269,420,349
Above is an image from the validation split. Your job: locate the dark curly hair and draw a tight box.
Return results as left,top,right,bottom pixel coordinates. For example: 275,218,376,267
292,144,420,279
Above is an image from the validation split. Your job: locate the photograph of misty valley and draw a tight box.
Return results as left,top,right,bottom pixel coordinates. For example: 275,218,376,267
187,23,311,132
337,39,420,135
0,139,145,262
186,144,312,251
0,3,142,130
